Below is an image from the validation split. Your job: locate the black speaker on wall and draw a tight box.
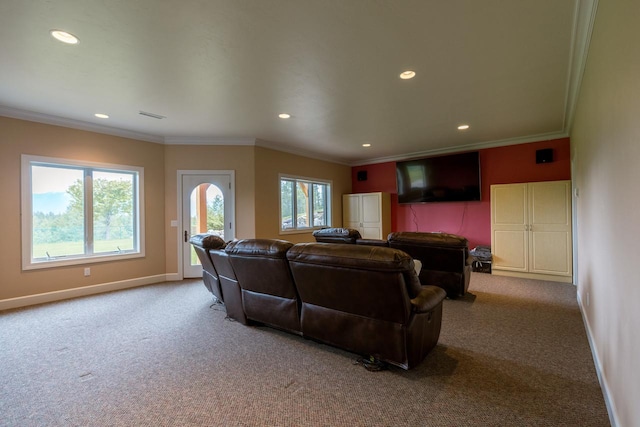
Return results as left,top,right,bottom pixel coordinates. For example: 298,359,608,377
357,170,368,181
536,148,554,164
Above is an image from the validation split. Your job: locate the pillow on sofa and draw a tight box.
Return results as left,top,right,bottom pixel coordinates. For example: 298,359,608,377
189,234,226,250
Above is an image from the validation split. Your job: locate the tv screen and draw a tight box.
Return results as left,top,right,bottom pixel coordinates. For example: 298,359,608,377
396,151,481,203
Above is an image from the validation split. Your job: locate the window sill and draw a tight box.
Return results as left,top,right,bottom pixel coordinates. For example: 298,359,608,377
22,251,145,271
279,227,325,236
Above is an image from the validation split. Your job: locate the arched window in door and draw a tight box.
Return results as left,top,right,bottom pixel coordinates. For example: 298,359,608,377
189,183,224,265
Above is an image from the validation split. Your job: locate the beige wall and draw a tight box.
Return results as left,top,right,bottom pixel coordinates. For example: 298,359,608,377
0,119,352,303
0,117,166,301
571,1,640,425
254,145,352,243
163,144,256,274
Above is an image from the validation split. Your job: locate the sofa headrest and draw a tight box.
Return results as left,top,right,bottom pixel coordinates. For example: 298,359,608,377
312,227,362,243
225,239,293,258
387,232,468,248
189,233,226,250
287,242,413,272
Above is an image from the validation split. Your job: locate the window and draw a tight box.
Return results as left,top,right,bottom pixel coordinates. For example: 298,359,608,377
280,175,331,232
21,155,144,270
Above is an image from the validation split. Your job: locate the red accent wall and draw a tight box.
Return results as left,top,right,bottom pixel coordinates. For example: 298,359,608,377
351,137,571,248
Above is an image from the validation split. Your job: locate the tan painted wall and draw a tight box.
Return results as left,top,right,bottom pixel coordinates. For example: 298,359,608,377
254,145,352,243
0,120,351,301
571,1,640,425
163,144,256,275
0,117,166,300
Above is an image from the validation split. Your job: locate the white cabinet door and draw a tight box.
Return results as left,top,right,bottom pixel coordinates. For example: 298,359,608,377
342,194,361,230
491,184,528,272
342,192,391,240
491,180,572,282
529,181,572,276
361,193,384,239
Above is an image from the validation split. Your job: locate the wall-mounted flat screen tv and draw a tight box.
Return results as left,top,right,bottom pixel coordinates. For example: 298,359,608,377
396,151,481,203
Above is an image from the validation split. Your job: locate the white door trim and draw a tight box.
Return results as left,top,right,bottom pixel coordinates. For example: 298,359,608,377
176,169,235,279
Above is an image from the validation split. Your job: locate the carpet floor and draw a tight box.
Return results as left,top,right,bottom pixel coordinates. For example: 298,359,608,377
0,273,610,426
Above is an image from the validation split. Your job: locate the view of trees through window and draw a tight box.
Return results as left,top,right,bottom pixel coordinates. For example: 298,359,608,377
280,177,330,231
31,164,137,260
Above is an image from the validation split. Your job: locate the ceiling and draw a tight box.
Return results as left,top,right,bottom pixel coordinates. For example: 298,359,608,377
0,1,596,165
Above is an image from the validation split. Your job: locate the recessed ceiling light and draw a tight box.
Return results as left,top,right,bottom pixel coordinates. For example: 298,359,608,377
457,124,470,130
278,113,291,119
94,113,109,119
50,30,79,45
399,70,416,80
362,143,371,147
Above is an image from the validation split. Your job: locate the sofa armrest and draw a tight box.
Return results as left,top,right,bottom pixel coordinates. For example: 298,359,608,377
355,238,389,247
410,286,447,313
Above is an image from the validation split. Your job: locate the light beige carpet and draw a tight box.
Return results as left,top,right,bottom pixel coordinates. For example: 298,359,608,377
0,273,610,426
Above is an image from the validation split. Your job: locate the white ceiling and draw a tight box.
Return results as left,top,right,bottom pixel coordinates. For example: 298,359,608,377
0,0,596,165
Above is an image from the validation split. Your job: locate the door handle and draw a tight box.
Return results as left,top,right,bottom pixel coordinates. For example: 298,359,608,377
184,230,188,242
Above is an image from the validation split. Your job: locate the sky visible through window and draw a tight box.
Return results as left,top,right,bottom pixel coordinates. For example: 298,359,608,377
32,166,80,214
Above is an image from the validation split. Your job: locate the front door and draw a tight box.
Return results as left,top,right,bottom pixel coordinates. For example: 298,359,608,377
180,171,234,278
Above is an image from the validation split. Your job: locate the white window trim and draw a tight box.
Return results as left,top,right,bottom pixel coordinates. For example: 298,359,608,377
21,154,145,270
279,173,332,235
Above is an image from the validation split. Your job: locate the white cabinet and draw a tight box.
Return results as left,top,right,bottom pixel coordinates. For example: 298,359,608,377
491,180,572,282
343,192,391,240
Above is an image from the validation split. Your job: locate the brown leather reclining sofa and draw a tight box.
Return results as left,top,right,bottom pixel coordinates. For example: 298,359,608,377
190,235,446,370
312,228,472,298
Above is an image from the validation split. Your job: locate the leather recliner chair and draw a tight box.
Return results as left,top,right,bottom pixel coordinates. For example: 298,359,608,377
388,232,472,298
189,234,226,302
226,239,302,335
190,237,448,369
287,242,446,370
312,227,362,244
312,229,472,298
208,248,249,325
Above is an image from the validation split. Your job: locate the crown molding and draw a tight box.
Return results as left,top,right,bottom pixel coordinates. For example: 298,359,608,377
0,106,164,143
350,131,570,166
163,136,257,145
0,104,569,166
563,0,599,134
254,139,352,166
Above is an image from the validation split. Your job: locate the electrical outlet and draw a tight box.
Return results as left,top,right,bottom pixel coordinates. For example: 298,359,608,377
84,267,91,277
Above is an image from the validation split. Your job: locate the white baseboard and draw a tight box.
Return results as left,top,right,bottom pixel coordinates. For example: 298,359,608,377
0,274,174,311
577,293,620,427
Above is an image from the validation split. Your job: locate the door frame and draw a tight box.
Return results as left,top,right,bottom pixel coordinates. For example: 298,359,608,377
177,169,235,279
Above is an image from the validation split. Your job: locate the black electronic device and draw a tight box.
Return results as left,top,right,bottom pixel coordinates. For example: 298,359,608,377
536,148,553,164
396,151,481,204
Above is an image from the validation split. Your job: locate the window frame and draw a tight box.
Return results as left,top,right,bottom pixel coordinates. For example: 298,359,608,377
21,155,145,270
279,174,332,234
